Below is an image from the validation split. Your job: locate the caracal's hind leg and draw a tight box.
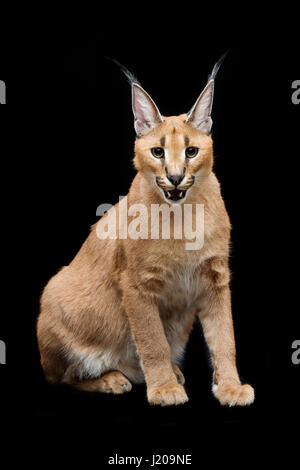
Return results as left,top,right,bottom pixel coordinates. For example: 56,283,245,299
67,371,132,394
172,363,185,385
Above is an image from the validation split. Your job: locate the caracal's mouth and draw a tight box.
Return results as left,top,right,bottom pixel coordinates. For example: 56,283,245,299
155,176,195,203
163,188,187,201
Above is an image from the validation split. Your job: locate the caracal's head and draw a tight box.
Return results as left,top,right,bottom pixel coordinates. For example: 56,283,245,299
113,56,226,204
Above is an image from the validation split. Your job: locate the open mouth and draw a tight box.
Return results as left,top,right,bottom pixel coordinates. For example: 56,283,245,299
164,188,187,201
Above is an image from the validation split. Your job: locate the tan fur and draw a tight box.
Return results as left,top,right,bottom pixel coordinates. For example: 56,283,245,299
37,112,254,406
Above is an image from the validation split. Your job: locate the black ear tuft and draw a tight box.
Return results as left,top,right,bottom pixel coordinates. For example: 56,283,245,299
105,57,141,86
207,50,229,82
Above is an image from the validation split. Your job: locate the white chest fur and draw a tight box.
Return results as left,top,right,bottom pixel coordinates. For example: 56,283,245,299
159,261,202,313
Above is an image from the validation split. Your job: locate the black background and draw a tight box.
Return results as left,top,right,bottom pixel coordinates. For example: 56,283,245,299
0,14,299,464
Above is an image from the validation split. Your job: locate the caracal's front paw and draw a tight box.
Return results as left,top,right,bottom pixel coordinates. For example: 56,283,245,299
148,383,188,406
213,381,255,406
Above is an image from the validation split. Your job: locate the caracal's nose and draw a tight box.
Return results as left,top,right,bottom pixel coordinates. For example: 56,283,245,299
167,173,184,187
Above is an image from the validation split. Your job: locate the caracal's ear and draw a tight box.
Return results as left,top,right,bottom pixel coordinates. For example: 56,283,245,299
186,52,228,134
132,83,163,137
105,57,163,137
185,80,214,134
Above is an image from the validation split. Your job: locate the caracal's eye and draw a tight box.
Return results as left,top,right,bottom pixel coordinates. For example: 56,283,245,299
185,146,199,158
151,147,165,158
